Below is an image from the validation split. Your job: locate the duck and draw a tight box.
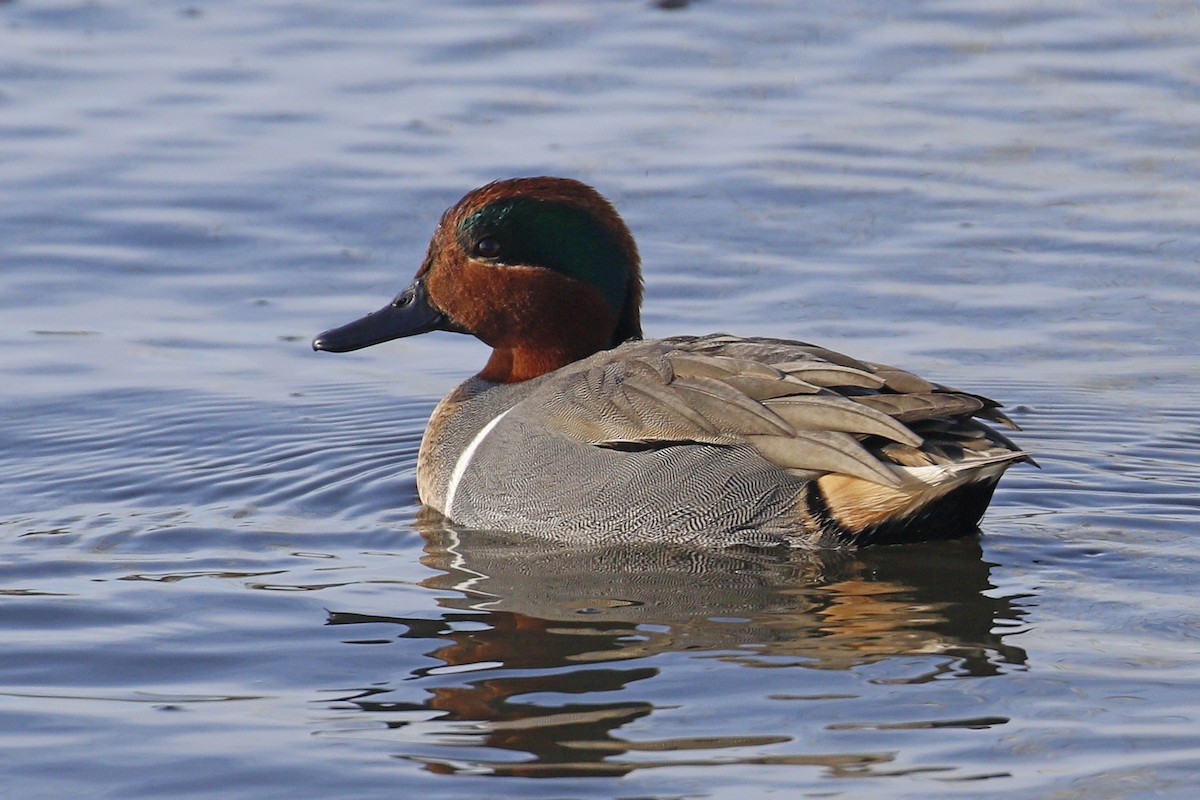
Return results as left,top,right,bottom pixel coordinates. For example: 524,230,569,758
313,177,1032,547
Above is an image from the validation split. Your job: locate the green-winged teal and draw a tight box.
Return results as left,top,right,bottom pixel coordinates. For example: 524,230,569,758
314,177,1031,547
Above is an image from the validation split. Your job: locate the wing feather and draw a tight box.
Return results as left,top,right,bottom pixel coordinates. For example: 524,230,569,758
527,335,1028,487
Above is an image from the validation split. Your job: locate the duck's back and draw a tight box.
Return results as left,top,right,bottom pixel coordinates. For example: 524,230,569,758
417,334,1029,547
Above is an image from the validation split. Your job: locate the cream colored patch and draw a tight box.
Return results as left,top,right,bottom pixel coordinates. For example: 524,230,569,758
816,473,940,533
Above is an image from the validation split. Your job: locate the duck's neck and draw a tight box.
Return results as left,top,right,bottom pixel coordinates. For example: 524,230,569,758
478,345,592,384
474,301,640,384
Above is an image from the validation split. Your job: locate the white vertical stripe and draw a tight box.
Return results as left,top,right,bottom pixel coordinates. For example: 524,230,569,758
444,406,514,518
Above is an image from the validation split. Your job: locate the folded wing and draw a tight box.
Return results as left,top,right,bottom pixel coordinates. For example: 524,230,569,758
533,334,1031,489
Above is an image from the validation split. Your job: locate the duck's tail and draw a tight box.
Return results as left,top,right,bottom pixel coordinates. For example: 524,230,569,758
807,450,1032,546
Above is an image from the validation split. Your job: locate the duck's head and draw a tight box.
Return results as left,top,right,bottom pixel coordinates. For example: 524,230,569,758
312,177,643,383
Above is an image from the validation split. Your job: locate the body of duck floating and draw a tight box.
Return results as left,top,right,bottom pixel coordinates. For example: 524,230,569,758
314,177,1031,547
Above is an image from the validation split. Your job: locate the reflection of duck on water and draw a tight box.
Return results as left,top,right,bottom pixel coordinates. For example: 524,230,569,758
320,518,1028,776
414,518,1027,673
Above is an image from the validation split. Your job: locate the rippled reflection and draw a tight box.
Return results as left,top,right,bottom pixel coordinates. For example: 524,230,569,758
319,516,1028,776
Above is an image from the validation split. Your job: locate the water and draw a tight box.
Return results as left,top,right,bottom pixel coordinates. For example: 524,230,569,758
3,1,1199,797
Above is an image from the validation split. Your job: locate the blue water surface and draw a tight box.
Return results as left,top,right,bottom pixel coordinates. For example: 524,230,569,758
2,2,1199,798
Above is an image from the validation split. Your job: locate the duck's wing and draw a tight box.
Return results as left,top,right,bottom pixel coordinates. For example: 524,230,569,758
531,335,1031,489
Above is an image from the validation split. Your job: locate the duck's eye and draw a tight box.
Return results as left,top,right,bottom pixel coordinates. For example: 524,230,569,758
473,237,502,259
